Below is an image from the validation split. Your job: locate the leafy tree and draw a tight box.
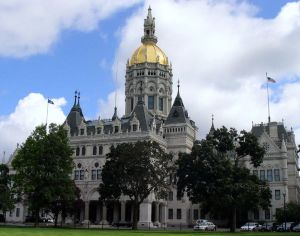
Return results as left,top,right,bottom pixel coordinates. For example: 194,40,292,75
0,164,16,220
99,141,174,229
12,124,75,226
177,126,271,232
276,202,300,223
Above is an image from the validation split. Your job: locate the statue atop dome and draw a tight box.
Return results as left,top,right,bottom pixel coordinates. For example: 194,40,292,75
141,6,157,44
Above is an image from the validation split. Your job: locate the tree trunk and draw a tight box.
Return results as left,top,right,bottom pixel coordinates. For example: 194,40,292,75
132,201,139,230
230,207,237,232
34,209,39,227
54,212,58,227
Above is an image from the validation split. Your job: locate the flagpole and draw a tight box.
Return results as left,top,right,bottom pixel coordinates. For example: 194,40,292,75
266,72,271,123
46,98,49,128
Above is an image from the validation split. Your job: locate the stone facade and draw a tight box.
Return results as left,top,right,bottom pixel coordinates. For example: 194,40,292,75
242,121,300,221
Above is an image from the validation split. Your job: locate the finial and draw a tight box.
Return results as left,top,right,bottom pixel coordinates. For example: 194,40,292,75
77,91,80,106
177,79,180,94
74,90,78,106
212,114,214,124
148,6,152,18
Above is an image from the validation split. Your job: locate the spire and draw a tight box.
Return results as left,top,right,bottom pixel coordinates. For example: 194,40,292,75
209,114,216,135
177,79,180,95
112,107,118,121
141,6,157,44
77,92,81,106
173,80,184,107
74,91,78,106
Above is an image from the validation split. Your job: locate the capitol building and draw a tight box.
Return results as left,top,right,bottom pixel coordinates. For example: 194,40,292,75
5,7,300,227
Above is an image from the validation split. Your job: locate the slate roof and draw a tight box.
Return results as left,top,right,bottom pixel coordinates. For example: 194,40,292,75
165,89,192,126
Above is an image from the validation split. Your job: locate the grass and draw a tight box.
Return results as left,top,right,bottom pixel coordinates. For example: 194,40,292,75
1,227,300,236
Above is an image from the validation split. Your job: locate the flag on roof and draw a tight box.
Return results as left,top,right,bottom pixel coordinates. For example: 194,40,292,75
48,99,54,105
267,77,276,83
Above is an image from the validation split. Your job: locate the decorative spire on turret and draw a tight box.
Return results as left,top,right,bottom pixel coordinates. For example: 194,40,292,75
77,92,81,106
74,90,78,106
141,6,157,44
209,114,216,136
112,107,118,121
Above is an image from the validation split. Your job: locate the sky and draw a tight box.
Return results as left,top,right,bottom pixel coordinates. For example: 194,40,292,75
1,0,300,160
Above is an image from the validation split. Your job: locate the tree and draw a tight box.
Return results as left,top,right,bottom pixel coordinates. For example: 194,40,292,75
12,124,75,226
177,126,271,232
0,164,16,220
276,202,300,223
99,141,173,229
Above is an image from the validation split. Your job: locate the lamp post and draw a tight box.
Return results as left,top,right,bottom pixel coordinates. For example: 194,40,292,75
283,192,286,231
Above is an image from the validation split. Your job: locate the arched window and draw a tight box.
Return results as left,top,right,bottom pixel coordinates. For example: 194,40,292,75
99,146,103,155
82,146,86,156
76,147,80,156
93,146,97,155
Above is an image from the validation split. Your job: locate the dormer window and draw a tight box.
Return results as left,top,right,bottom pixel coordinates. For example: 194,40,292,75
80,129,84,135
97,127,102,134
114,126,119,133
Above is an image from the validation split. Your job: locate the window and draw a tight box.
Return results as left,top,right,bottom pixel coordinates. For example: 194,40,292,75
16,208,20,218
130,97,134,111
92,170,96,180
148,96,154,110
133,124,137,131
267,169,273,182
265,209,270,220
274,169,280,181
9,210,13,217
80,170,84,180
97,127,101,134
177,209,182,219
193,209,199,220
81,146,86,156
114,126,119,133
253,209,259,220
93,146,97,155
260,170,265,181
275,190,281,200
74,170,79,180
99,146,103,155
80,129,84,135
97,169,101,179
76,147,80,156
159,97,163,111
168,209,173,219
253,170,258,176
168,191,173,201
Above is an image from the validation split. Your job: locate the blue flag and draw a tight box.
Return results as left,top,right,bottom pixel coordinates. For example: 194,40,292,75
48,99,54,105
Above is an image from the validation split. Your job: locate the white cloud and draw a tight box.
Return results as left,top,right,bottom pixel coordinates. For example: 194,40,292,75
0,0,142,57
112,0,300,144
0,93,66,162
98,88,125,119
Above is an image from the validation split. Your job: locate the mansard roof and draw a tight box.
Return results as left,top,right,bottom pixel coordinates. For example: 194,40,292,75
65,95,163,134
251,121,294,148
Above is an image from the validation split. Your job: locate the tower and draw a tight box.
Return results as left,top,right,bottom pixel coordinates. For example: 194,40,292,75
125,7,173,120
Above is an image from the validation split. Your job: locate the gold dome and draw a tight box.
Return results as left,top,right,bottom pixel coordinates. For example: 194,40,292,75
129,42,168,66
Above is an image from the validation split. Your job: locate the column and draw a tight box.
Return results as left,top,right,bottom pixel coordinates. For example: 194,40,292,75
82,201,90,224
138,201,153,228
154,202,160,226
113,202,119,224
100,203,108,225
120,201,126,223
161,202,167,227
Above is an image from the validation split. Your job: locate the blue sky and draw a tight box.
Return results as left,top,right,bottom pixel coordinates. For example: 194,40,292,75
0,0,295,118
1,0,300,157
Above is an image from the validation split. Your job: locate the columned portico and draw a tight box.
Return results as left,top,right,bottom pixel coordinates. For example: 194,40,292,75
82,201,90,224
138,201,153,228
120,201,126,223
154,202,160,226
160,203,167,227
100,203,108,225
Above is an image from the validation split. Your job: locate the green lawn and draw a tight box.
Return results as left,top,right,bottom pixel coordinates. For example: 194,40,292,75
1,227,300,236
